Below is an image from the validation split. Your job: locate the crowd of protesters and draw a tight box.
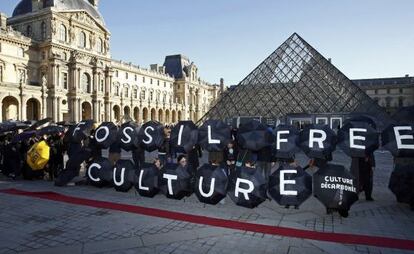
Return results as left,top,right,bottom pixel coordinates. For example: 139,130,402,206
0,119,412,214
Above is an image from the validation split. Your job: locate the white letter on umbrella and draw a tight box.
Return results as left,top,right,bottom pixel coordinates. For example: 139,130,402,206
113,167,126,186
309,129,327,148
207,125,220,144
138,169,149,191
394,126,414,150
235,178,254,200
276,130,289,150
349,128,366,149
88,163,101,182
177,125,184,145
72,121,86,136
163,173,178,195
198,176,216,197
95,126,109,143
280,169,297,196
121,127,133,144
143,126,154,144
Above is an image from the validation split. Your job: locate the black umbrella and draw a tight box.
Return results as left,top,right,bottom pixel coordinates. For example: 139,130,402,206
170,121,198,153
159,163,193,200
273,124,300,159
198,120,231,152
28,118,52,130
94,122,118,149
228,166,267,208
392,106,414,125
382,124,414,157
118,121,140,151
268,164,312,207
135,163,161,197
313,163,358,211
389,162,414,204
137,121,164,152
86,157,113,187
37,125,65,136
237,120,274,152
71,120,94,143
11,130,37,143
113,159,136,192
0,121,17,133
195,163,229,205
338,121,379,158
56,121,75,127
299,124,337,159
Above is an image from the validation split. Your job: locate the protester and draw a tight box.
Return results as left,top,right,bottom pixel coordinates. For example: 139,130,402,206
257,146,272,183
223,141,238,174
351,154,375,201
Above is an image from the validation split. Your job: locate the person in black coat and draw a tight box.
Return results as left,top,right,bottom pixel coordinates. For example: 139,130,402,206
223,141,238,175
186,144,202,177
359,153,375,201
256,146,273,182
132,145,145,169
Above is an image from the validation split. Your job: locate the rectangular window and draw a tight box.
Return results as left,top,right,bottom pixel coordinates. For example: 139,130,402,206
62,72,68,89
125,72,128,79
135,74,137,81
142,77,145,83
100,79,104,92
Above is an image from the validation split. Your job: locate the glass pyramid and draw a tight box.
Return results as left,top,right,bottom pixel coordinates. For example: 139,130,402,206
200,33,388,124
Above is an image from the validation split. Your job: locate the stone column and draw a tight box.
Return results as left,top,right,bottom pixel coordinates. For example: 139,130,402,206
56,97,61,122
52,96,58,121
20,95,26,121
92,99,99,122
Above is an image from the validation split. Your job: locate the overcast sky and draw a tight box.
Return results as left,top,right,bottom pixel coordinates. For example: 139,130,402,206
3,0,414,85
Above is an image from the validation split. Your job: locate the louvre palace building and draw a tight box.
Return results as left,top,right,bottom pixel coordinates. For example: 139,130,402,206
0,0,224,123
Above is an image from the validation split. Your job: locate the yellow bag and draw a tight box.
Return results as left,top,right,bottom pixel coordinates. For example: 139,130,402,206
27,141,50,171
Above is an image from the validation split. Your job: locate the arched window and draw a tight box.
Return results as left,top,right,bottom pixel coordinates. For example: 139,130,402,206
78,31,86,48
124,87,129,97
97,38,103,53
140,90,146,99
133,89,138,98
82,73,91,93
41,22,47,40
59,24,67,42
113,83,120,96
26,25,32,37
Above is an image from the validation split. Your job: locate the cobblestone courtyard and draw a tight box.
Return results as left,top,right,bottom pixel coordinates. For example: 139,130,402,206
0,150,413,254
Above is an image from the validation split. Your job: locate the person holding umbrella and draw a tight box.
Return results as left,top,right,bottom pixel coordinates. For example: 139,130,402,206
223,141,238,175
351,154,376,201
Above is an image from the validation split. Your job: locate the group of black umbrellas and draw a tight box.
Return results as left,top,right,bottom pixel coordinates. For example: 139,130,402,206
0,118,66,142
86,156,359,210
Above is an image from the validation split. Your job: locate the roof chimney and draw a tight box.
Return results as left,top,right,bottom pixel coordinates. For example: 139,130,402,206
220,78,224,92
0,13,7,30
328,58,332,63
405,74,409,78
88,0,99,7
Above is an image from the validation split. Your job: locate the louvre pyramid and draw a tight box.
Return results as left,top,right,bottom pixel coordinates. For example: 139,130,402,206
201,33,388,123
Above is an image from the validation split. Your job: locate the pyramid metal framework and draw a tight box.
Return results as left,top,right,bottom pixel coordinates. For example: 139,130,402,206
200,33,387,123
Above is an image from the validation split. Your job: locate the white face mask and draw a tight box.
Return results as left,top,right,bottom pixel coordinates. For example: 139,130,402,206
229,148,234,154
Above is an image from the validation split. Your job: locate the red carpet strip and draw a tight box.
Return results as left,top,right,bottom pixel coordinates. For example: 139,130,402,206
1,188,413,250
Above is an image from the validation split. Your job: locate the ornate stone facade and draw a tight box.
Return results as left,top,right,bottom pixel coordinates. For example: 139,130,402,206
0,0,223,123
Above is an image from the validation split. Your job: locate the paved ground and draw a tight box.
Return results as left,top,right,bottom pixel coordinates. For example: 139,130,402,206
0,150,413,254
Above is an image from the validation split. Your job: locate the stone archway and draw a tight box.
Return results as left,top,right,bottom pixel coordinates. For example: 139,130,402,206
142,107,149,123
2,96,19,121
165,109,170,124
124,106,131,119
133,107,139,122
150,108,156,121
178,110,182,121
158,109,164,123
172,110,176,123
81,101,92,120
26,98,41,121
113,105,120,122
